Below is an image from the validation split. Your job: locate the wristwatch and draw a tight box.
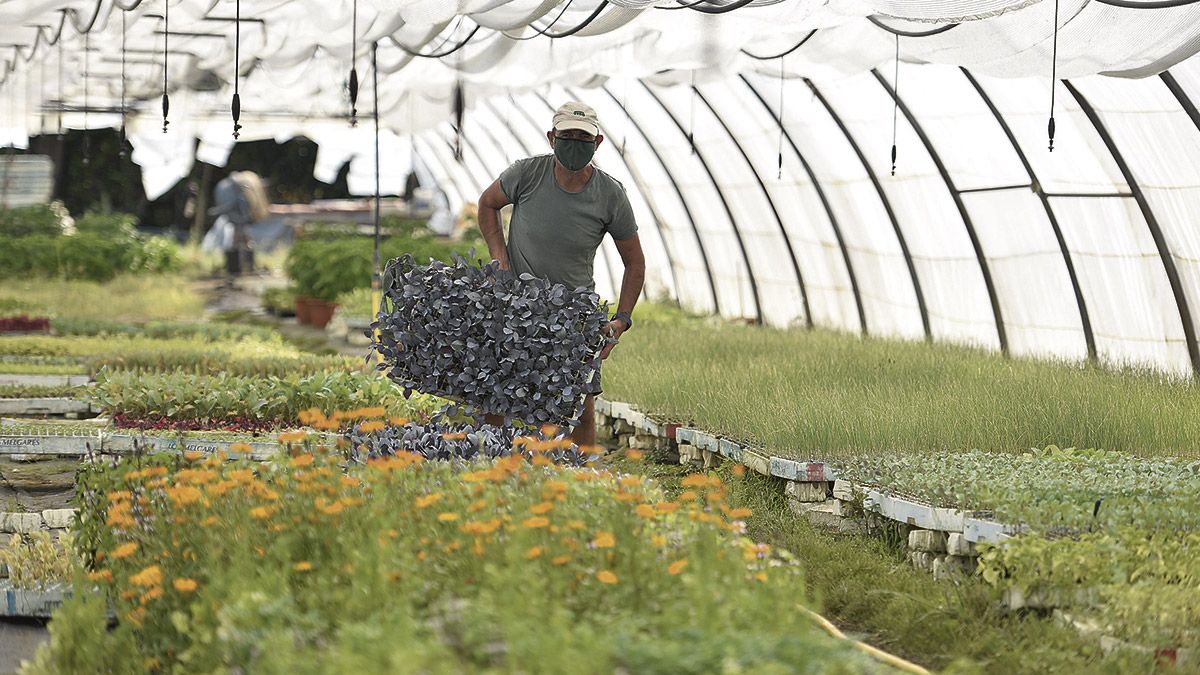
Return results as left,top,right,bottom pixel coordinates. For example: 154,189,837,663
612,311,633,331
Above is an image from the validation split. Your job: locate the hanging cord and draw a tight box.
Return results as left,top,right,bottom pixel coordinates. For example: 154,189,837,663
371,40,382,327
120,9,127,152
38,46,45,134
777,55,785,180
1048,0,1059,151
349,0,358,126
231,0,241,138
890,33,899,177
56,29,63,133
162,0,170,133
83,31,90,165
453,46,465,162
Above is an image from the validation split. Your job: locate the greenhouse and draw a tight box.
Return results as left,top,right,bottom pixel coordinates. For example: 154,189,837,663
1,0,1199,672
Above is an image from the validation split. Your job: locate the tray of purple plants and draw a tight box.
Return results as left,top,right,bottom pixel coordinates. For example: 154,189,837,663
343,413,600,467
371,253,612,427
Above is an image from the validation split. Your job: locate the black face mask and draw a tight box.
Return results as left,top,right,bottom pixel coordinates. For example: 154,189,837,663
553,137,596,172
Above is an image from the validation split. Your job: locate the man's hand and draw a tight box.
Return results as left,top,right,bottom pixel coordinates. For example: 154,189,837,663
599,319,625,360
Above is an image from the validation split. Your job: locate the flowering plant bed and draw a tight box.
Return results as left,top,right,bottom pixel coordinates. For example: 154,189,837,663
34,437,879,673
90,371,440,429
0,315,51,333
344,415,599,466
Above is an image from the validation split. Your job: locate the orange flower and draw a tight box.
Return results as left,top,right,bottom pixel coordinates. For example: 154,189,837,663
278,431,307,443
651,535,668,547
467,499,487,513
88,569,113,583
591,532,615,548
388,416,409,427
678,491,698,502
727,507,753,519
732,464,747,477
596,570,619,584
655,502,680,514
522,516,550,529
530,502,555,515
250,506,274,520
293,561,313,571
619,476,643,488
635,504,657,519
112,542,139,559
359,420,386,433
567,520,586,530
552,554,571,566
625,449,645,461
173,578,199,593
166,485,204,507
183,450,205,462
290,454,315,468
129,565,162,588
230,442,253,454
540,424,561,437
525,546,543,560
415,493,443,509
754,572,768,582
681,474,709,488
668,559,688,575
437,512,459,522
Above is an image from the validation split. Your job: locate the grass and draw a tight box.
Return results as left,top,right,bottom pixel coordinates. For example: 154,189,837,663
0,361,87,376
605,308,1200,459
604,453,1155,674
0,275,204,323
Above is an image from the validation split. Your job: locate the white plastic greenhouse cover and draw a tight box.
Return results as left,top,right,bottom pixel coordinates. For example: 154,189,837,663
5,0,1200,376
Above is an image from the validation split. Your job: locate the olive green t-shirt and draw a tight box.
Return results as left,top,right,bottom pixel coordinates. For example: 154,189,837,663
499,154,637,292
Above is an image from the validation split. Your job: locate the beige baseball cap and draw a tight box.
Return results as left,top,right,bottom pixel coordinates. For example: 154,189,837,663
552,101,600,136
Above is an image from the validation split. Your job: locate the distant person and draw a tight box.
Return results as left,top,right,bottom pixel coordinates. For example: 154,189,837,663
476,101,646,447
206,171,270,278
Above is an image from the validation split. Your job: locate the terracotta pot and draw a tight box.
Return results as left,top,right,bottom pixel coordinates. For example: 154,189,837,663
308,299,339,329
294,296,315,325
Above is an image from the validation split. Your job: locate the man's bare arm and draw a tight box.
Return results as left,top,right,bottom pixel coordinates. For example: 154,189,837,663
478,180,513,270
612,234,646,318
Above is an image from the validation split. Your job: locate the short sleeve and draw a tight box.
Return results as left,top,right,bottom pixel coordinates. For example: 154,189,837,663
606,189,638,241
498,159,528,204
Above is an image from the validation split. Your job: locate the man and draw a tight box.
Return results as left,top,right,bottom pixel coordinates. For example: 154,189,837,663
477,101,646,447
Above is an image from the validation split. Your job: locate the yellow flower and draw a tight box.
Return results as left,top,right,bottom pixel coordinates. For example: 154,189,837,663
140,586,164,603
129,565,163,588
437,512,459,522
591,532,615,548
359,420,386,433
389,416,409,427
467,499,487,513
754,571,768,582
567,520,586,530
294,561,313,572
552,554,571,566
668,559,688,575
596,570,619,584
525,546,543,560
250,506,274,520
635,504,657,519
522,516,550,529
651,535,668,547
359,407,386,418
173,578,199,593
415,493,443,509
530,502,555,515
183,450,205,462
230,442,253,454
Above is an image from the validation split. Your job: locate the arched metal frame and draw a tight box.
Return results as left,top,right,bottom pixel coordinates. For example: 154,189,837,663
739,73,869,336
639,81,765,325
871,68,1009,354
1063,79,1200,374
596,84,723,314
961,68,1098,363
690,86,813,328
804,78,933,341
